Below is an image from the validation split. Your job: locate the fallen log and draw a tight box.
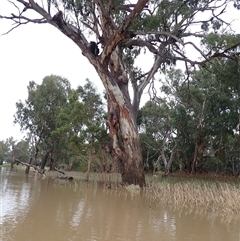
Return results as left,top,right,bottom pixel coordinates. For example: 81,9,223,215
54,166,65,175
55,175,74,181
14,159,74,180
14,159,46,177
54,166,74,181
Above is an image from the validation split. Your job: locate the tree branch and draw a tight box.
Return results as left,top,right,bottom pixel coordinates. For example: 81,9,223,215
100,0,149,61
15,159,46,176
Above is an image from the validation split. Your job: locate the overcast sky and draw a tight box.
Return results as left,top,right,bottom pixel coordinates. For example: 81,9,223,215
0,1,104,141
0,1,239,142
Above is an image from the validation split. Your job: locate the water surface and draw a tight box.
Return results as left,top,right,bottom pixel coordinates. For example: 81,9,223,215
1,167,240,241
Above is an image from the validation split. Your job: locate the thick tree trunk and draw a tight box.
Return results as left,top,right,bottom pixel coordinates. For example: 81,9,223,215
107,99,145,187
95,55,146,186
121,133,145,186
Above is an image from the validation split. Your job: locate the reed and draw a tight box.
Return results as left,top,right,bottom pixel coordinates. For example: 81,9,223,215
144,180,240,218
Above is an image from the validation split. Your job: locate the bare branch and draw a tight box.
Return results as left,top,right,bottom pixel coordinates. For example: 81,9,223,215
0,13,47,35
136,31,184,45
184,41,209,60
8,0,21,14
122,39,158,54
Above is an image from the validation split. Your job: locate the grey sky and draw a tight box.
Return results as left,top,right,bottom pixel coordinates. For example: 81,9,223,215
0,1,101,140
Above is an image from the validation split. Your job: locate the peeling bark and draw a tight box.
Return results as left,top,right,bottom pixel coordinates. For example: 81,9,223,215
107,91,145,186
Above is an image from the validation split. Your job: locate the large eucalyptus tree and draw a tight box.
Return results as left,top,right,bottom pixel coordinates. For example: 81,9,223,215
1,0,240,186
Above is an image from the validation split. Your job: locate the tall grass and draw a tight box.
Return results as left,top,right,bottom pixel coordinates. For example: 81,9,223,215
144,180,240,219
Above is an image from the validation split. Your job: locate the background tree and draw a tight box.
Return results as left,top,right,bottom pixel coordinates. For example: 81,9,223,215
53,79,108,180
1,137,30,165
14,75,71,171
0,140,10,164
139,100,177,175
1,0,240,185
160,44,240,174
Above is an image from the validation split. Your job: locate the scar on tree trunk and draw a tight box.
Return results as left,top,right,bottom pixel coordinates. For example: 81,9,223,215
106,109,145,187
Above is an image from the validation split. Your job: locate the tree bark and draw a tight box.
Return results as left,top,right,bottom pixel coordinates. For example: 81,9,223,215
121,133,145,187
161,143,177,176
106,93,145,187
40,150,51,170
85,151,92,182
191,94,208,174
25,157,33,174
49,152,55,171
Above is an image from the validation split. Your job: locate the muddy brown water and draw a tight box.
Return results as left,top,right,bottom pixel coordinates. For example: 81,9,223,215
1,167,240,241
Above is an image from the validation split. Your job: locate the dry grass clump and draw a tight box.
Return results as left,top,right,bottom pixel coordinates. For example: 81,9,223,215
144,180,240,217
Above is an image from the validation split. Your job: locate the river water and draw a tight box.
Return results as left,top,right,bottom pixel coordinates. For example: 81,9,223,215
1,167,240,241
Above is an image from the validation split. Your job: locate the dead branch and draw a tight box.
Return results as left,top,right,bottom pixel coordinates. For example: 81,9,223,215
53,166,65,175
14,158,46,176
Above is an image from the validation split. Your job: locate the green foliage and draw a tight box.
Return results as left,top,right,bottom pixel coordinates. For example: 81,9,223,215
139,99,176,172
3,0,240,177
0,137,30,163
163,56,239,173
0,140,10,162
14,75,70,140
139,32,240,174
14,76,107,170
53,79,108,170
202,34,240,52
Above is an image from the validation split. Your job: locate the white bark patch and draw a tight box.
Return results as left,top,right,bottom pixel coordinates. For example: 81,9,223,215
112,134,118,149
107,84,125,106
120,117,137,139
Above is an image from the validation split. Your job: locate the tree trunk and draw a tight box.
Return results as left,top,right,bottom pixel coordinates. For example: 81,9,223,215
85,151,92,182
49,152,55,171
161,143,177,177
40,150,51,170
107,98,145,187
16,159,46,177
95,56,146,186
25,157,33,174
121,134,145,187
191,131,205,174
191,94,208,174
